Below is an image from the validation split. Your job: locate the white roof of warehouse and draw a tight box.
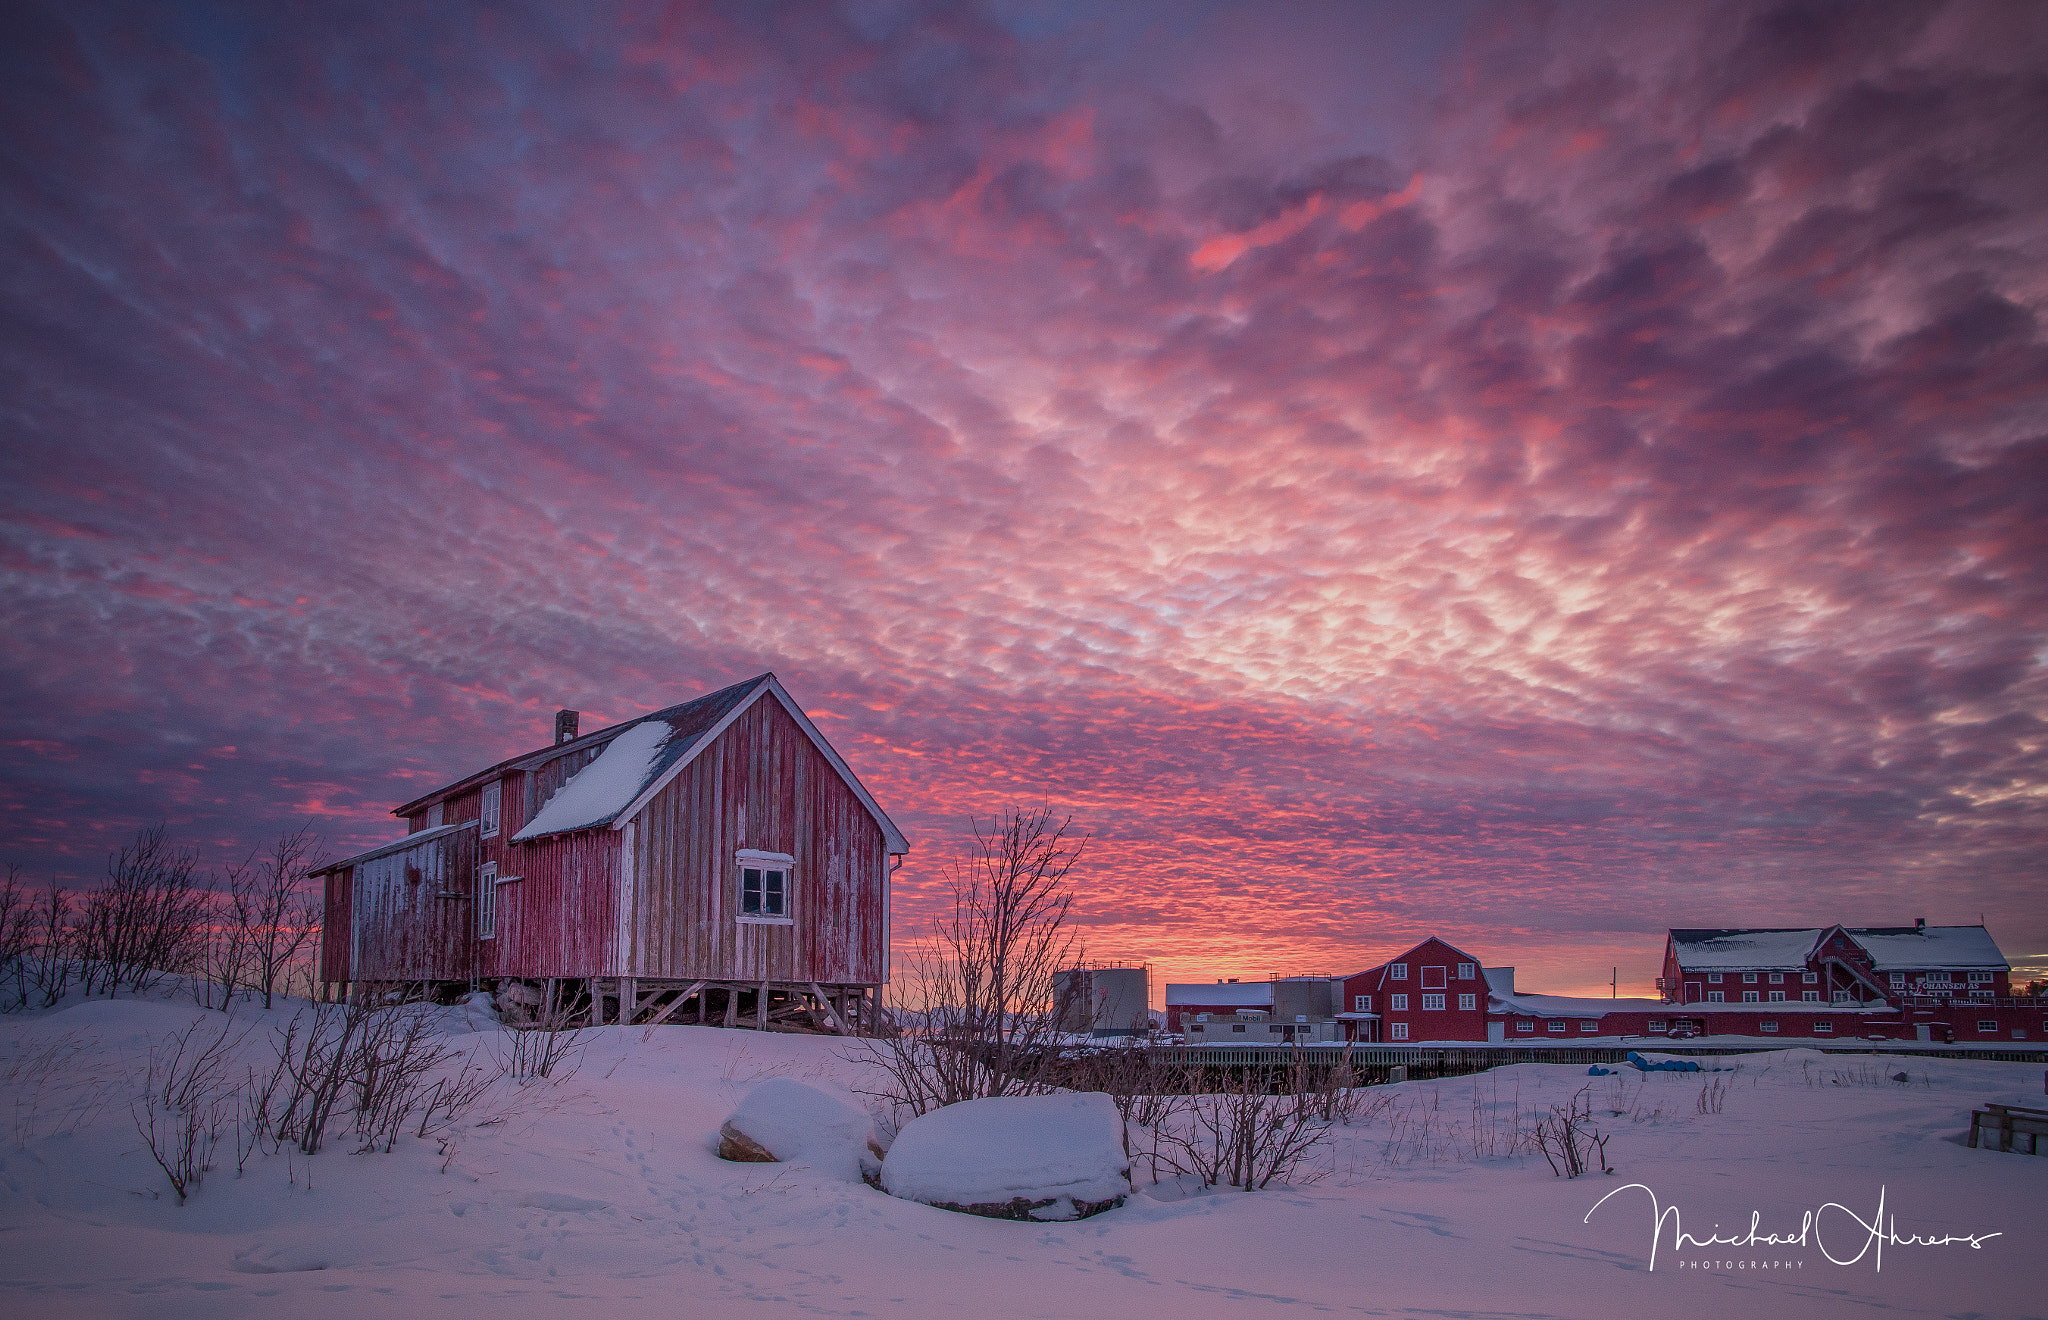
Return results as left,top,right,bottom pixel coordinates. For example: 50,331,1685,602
1668,929,1822,970
1166,982,1273,1007
1848,926,2007,970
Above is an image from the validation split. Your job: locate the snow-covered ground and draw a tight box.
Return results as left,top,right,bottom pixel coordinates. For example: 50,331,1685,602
1,993,2041,1319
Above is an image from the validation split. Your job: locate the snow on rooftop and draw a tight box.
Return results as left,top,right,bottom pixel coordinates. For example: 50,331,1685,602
1491,992,1666,1017
511,719,672,841
1669,929,1821,970
1851,926,2007,970
1165,982,1273,1006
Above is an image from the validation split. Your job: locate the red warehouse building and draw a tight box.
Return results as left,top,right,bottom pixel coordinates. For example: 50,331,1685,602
1339,937,1494,1043
313,674,910,1033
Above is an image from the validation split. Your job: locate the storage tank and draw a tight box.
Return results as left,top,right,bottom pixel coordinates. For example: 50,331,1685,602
1088,967,1150,1038
1272,976,1339,1024
1053,969,1094,1034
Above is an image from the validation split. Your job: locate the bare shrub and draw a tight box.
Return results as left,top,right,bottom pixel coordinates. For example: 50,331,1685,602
77,827,207,998
853,807,1086,1125
1532,1085,1613,1178
273,1003,367,1155
499,996,586,1082
349,1007,459,1153
227,826,324,1011
131,1017,250,1202
1697,1076,1727,1114
1152,1067,1328,1191
0,867,36,1011
2,878,75,1012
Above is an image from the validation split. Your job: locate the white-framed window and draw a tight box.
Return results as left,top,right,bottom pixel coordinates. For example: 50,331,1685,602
1458,993,1476,1011
1421,994,1445,1011
1832,990,1855,1003
1546,1020,1566,1033
476,861,497,939
1768,990,1785,1002
1968,971,1993,984
1707,991,1725,1003
480,780,501,837
1976,1019,1998,1032
1760,1021,1778,1033
1802,990,1820,1002
1516,1019,1535,1032
1742,972,1758,984
1389,1023,1409,1041
1742,991,1759,1003
1708,972,1722,984
1579,1021,1598,1031
736,849,794,923
1888,972,1905,988
1925,971,1952,986
1390,994,1408,1012
1389,963,1408,980
1456,962,1475,980
1354,995,1372,1012
1802,971,1817,984
1647,1019,1667,1033
1813,1021,1833,1033
1970,988,1993,999
1768,972,1783,984
1421,966,1447,990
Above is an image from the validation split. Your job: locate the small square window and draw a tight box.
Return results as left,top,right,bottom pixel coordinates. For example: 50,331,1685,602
1760,1021,1778,1033
1389,1023,1408,1041
1421,993,1445,1011
1546,1021,1566,1033
1647,1019,1667,1032
1389,964,1408,980
1458,993,1476,1011
1707,991,1725,1003
1232,1024,1246,1033
1708,973,1722,984
1457,962,1475,980
1742,991,1760,1003
1802,971,1818,984
736,849,794,922
480,780,501,838
1813,1021,1833,1033
1516,1019,1534,1032
1579,1021,1598,1031
1390,994,1408,1012
1768,972,1783,985
1802,990,1820,1002
1889,972,1905,988
1976,1019,1998,1032
1742,972,1758,984
1768,990,1785,1002
1354,995,1372,1012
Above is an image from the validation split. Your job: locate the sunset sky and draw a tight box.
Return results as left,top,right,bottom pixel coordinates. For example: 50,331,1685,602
4,1,2044,998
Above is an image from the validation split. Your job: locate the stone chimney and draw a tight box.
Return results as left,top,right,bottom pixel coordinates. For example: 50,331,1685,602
555,709,580,745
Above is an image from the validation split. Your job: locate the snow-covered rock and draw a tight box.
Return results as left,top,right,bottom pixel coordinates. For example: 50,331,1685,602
877,1093,1130,1220
716,1079,871,1175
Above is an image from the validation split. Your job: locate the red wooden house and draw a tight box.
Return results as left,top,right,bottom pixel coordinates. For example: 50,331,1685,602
314,674,910,1032
1339,937,1492,1043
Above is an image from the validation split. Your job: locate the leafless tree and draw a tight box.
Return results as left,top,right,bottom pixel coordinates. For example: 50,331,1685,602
0,866,36,1011
222,826,324,1010
76,826,207,997
855,807,1087,1122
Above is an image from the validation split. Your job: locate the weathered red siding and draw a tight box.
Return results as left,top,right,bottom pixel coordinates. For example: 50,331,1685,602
321,867,353,982
345,828,479,982
625,697,887,985
490,829,620,979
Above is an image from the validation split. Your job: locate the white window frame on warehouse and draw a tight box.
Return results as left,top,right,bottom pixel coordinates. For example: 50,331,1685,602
476,861,498,939
480,780,501,838
736,849,795,924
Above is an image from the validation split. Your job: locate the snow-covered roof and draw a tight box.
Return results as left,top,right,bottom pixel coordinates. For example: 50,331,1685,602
512,719,672,840
1491,992,1666,1017
1166,982,1273,1007
1847,926,2007,971
1668,929,1821,970
475,674,907,851
313,821,473,875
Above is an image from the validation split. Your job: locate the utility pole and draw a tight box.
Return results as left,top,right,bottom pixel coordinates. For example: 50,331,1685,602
1611,966,1618,999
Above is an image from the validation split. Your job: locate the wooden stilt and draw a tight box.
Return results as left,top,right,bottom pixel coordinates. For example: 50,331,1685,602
809,982,847,1034
724,986,738,1029
622,977,638,1026
637,981,708,1039
757,981,769,1031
